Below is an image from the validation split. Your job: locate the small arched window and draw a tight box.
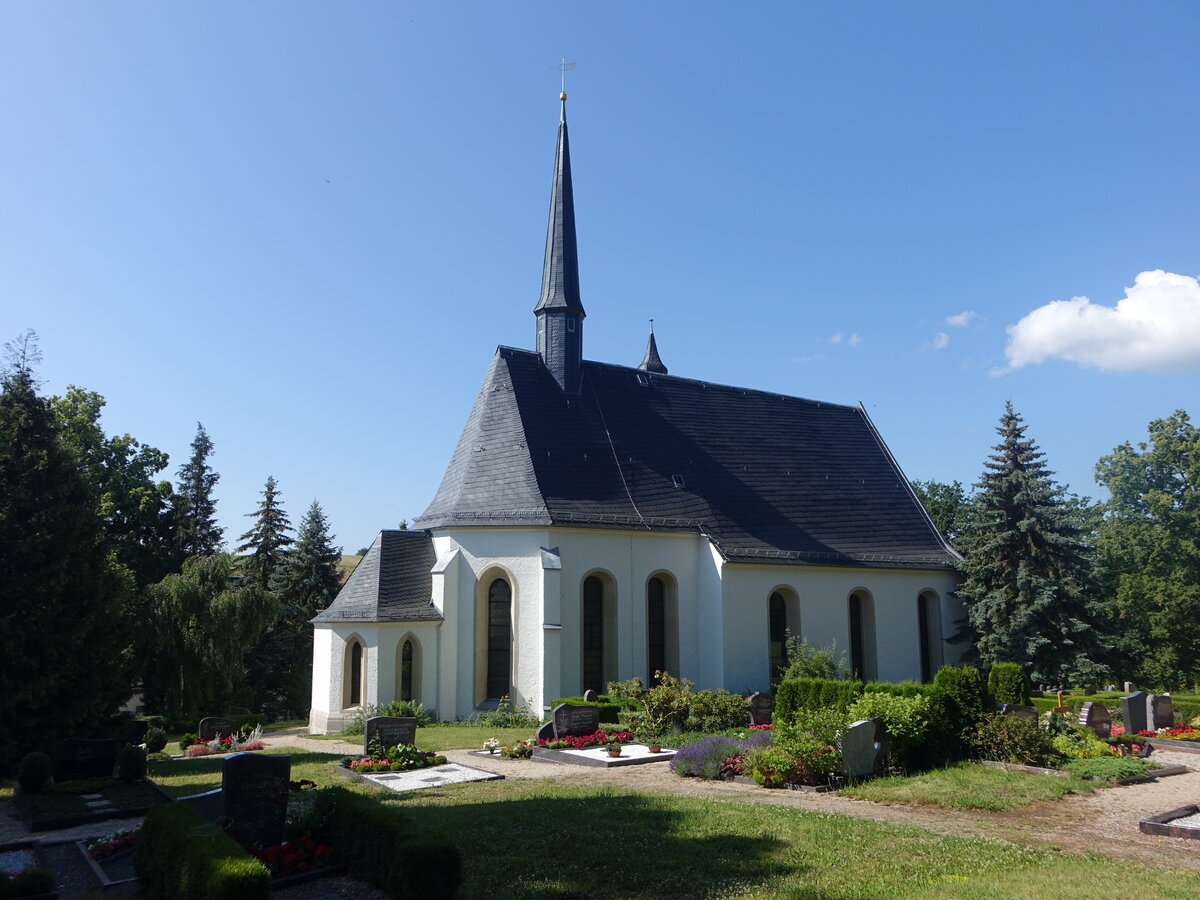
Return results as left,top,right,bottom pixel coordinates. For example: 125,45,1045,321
348,641,364,706
400,639,414,701
768,592,788,682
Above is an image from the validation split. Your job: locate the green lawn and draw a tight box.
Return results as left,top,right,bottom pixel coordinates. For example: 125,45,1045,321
839,761,1097,809
141,750,1199,897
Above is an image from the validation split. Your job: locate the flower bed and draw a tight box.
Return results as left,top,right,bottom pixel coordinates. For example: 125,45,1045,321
535,730,633,750
85,828,138,861
345,751,446,773
1139,724,1200,742
253,834,337,880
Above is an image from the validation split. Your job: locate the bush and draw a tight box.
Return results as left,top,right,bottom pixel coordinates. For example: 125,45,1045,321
782,636,852,681
773,707,845,783
178,732,198,753
988,662,1030,705
320,787,461,898
1064,756,1152,780
135,803,270,900
928,665,987,761
846,691,931,770
971,714,1063,767
669,736,743,779
775,678,863,722
144,727,168,754
685,689,749,732
117,745,147,783
472,695,542,729
0,866,56,898
748,746,797,787
17,752,52,794
376,699,433,727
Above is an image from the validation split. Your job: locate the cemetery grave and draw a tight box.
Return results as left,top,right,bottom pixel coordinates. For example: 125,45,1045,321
532,704,676,767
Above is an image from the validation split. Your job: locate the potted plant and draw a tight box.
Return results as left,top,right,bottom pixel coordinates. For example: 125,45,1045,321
605,739,623,757
641,730,663,753
482,737,500,754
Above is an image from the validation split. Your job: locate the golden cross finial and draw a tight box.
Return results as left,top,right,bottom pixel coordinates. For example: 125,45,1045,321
557,57,576,99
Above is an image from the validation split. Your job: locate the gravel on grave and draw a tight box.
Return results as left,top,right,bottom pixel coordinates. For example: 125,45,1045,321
0,847,37,872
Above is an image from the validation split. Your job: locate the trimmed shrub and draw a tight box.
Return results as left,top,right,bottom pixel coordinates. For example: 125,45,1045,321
847,691,931,770
135,804,271,900
748,746,796,787
927,665,986,761
17,752,52,794
861,680,930,698
988,662,1030,705
775,678,863,722
320,786,461,898
117,745,147,783
144,727,168,754
773,707,845,783
685,689,750,732
178,732,198,754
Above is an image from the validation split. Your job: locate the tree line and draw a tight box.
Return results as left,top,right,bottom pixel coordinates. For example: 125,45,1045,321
0,332,342,765
912,402,1200,692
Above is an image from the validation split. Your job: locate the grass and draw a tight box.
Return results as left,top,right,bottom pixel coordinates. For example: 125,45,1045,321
839,761,1096,809
142,749,1198,897
392,780,1197,899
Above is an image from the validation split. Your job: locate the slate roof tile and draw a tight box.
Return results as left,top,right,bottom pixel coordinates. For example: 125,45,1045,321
314,530,441,623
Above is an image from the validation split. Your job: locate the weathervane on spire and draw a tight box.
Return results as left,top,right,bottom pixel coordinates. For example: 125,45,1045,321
557,57,575,100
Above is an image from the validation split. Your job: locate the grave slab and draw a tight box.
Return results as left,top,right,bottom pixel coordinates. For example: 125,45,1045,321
532,744,676,768
345,763,503,793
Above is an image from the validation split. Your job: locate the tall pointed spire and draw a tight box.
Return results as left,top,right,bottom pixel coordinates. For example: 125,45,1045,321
535,88,586,392
639,321,668,374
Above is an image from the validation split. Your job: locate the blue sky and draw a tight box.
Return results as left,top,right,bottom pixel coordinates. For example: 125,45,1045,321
4,2,1199,553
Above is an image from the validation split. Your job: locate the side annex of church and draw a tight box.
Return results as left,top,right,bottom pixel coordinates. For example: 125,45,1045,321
308,93,962,732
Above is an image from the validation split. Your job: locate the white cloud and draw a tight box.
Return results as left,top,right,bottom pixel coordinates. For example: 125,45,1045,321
792,354,825,364
826,332,860,346
932,332,950,350
945,311,978,327
1001,270,1200,374
847,333,861,347
827,332,844,344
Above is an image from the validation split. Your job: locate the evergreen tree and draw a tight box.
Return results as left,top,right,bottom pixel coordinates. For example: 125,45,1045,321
1095,409,1200,689
247,500,342,717
0,332,133,767
174,422,223,557
236,475,294,590
142,554,276,718
954,403,1107,685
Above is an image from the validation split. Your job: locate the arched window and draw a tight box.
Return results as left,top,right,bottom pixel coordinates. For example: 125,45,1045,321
848,590,877,681
400,639,414,701
582,575,605,694
768,592,788,682
917,591,943,682
647,577,666,681
486,578,512,698
348,640,364,707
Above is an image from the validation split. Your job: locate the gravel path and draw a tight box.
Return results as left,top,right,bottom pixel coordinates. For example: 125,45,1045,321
3,730,1197,897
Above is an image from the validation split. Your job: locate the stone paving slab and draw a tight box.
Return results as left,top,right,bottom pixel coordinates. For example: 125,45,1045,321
532,744,677,768
351,763,504,793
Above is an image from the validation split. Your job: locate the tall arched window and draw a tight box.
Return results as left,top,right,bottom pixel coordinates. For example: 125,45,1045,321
400,639,414,701
582,575,605,694
848,590,877,681
917,591,942,682
486,578,512,698
768,592,788,682
348,640,364,706
647,577,666,681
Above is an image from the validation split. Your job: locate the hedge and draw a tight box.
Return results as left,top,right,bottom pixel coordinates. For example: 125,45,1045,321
987,662,1030,705
775,678,863,721
134,804,270,900
322,786,461,899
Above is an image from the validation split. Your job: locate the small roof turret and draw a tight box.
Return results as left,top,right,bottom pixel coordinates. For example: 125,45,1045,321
639,322,668,374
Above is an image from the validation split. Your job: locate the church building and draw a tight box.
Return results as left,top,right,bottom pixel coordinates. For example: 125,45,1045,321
308,93,962,732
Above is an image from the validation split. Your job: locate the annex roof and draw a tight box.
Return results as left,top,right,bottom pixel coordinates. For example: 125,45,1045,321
314,529,442,623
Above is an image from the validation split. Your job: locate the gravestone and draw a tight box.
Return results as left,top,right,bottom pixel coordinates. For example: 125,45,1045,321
582,689,599,703
50,738,118,781
1078,702,1112,739
221,752,290,849
199,716,236,741
998,704,1039,720
1121,692,1149,735
842,718,887,780
747,692,774,726
1124,681,1135,693
1149,694,1175,730
536,703,600,742
363,716,417,755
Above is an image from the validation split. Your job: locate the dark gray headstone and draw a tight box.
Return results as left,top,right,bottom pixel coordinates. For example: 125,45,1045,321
363,716,417,755
842,718,887,780
221,752,290,848
1121,691,1149,734
582,689,599,703
50,738,118,781
1078,702,1112,739
199,716,236,741
747,692,774,726
998,704,1039,720
1149,694,1175,730
554,703,600,738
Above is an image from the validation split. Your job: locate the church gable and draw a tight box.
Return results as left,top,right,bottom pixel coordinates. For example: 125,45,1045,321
314,529,441,623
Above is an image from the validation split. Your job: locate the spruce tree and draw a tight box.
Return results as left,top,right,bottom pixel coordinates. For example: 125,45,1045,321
236,475,294,590
247,500,342,716
955,403,1107,685
0,332,132,767
174,422,223,557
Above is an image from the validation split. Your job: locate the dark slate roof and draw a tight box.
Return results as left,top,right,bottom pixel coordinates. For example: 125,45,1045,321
533,98,585,317
416,348,958,569
313,530,442,623
639,331,667,374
